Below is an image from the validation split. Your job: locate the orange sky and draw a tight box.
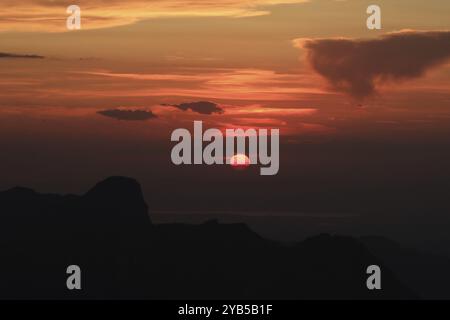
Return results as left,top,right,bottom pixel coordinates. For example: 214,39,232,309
1,0,450,216
1,0,450,140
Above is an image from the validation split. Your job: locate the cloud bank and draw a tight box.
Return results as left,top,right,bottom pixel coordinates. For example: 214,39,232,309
295,31,450,99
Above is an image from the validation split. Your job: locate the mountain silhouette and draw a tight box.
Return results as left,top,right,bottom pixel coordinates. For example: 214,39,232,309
0,177,417,299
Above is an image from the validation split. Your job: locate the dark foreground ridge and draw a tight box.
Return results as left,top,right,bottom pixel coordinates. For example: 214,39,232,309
0,176,420,299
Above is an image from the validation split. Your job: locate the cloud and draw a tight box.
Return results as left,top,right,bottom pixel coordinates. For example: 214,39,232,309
80,69,326,101
162,101,224,115
295,30,450,99
0,0,308,32
97,109,157,121
0,52,44,59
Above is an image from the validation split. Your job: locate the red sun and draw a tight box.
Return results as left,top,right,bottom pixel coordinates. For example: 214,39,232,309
230,154,250,169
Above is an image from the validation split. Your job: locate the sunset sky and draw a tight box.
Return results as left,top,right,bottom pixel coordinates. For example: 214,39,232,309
1,0,450,219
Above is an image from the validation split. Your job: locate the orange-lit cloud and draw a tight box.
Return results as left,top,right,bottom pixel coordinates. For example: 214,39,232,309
0,0,309,32
225,105,317,116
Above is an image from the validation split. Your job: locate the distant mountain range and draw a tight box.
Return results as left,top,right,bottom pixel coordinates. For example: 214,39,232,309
0,176,447,299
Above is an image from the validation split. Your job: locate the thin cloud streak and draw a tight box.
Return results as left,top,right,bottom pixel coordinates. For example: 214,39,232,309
97,108,157,121
0,52,44,59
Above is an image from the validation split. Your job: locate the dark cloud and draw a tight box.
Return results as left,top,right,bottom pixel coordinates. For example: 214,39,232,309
97,109,157,121
298,31,450,99
162,101,223,115
0,52,44,59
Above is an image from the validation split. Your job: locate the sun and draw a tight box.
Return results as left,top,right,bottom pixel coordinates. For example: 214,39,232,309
230,154,250,169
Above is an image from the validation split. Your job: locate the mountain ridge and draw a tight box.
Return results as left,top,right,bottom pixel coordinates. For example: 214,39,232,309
0,176,418,299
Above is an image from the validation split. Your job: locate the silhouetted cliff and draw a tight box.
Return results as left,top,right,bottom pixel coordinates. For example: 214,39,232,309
0,177,417,299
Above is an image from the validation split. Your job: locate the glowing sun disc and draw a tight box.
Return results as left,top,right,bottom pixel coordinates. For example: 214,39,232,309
230,154,250,168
